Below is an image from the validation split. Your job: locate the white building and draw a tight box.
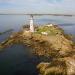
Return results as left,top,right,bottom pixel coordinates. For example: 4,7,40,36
30,15,34,32
46,24,53,27
41,32,48,35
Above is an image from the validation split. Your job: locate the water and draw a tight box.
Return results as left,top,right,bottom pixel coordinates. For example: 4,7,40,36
0,15,75,75
0,44,38,75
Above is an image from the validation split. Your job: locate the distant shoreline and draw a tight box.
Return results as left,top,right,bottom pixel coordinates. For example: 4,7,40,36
0,14,74,17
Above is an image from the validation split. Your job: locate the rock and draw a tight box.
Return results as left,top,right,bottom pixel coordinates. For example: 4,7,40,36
64,57,75,75
37,59,66,75
37,56,75,75
37,62,50,74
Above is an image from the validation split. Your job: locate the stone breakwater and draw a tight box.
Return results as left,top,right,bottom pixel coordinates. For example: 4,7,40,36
0,24,75,75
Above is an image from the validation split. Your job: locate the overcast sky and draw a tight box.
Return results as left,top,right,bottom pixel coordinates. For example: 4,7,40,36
0,0,75,14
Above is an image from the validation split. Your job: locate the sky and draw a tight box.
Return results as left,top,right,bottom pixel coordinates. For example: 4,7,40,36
0,0,75,14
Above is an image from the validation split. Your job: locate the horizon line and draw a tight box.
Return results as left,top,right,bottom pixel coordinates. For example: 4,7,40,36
0,13,74,16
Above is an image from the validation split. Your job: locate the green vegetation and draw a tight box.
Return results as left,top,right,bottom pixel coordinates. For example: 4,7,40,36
36,25,64,35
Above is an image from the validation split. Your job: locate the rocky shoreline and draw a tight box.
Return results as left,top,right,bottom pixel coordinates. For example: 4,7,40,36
0,24,75,75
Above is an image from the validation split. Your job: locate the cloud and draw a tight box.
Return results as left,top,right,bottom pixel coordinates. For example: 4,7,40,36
0,0,75,14
0,0,15,3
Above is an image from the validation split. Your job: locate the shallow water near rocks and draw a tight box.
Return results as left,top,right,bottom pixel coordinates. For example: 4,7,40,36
0,44,39,75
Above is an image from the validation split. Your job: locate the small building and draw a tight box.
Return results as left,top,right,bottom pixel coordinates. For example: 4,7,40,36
46,24,54,27
41,32,48,35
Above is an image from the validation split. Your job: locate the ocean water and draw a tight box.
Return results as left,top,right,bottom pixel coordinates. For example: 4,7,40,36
0,15,75,75
0,15,75,34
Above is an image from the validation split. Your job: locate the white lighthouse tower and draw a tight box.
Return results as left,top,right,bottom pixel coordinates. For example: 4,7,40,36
30,15,34,32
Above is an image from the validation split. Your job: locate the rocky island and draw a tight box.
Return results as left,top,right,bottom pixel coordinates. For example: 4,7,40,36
0,24,75,75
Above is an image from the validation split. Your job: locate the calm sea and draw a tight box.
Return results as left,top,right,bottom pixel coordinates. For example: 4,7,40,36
0,15,75,75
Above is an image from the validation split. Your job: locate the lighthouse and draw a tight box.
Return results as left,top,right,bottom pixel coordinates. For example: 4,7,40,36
30,15,34,32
